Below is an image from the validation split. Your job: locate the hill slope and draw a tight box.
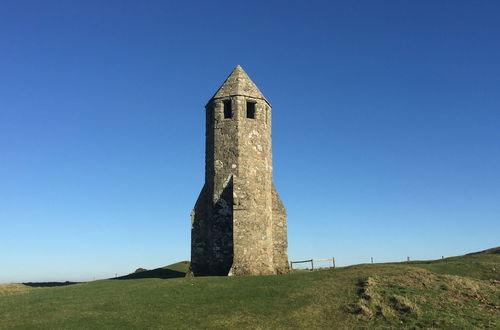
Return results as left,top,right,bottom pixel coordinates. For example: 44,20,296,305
115,261,190,280
0,248,498,329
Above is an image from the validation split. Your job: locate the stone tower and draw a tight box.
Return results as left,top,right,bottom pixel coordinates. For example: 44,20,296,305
191,65,289,276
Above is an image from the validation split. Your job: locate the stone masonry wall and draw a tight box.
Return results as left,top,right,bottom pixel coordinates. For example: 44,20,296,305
230,96,274,275
191,66,289,276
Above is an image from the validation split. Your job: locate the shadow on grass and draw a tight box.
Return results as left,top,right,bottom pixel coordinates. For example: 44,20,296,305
114,268,186,280
23,281,79,287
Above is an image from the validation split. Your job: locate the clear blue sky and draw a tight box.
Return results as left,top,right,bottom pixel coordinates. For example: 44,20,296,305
1,0,499,283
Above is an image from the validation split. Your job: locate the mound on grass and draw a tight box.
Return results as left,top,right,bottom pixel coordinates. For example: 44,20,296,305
115,261,189,280
0,249,498,329
351,267,498,328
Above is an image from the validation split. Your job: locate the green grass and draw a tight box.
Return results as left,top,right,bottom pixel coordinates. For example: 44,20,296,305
1,248,498,329
114,261,190,280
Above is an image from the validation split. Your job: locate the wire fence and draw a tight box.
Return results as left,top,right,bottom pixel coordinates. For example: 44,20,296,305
290,257,335,271
290,255,448,271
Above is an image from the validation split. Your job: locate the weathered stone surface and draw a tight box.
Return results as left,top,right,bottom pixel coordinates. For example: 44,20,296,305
191,65,289,276
209,65,269,105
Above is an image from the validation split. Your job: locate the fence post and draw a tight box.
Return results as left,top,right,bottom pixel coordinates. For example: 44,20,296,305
311,259,314,271
371,257,373,264
332,257,335,268
290,261,293,270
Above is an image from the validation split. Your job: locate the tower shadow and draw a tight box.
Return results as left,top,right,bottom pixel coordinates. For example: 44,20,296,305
191,176,234,276
210,176,234,275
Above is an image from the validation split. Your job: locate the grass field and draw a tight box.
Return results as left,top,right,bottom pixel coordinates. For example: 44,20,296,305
0,248,498,329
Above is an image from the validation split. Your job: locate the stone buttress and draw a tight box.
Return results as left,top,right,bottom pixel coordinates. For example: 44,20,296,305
191,65,289,276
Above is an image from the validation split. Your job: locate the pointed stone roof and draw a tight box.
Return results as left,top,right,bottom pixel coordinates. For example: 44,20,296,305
208,65,270,105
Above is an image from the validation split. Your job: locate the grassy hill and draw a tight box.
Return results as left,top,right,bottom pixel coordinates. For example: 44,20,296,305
114,261,190,280
0,248,498,329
